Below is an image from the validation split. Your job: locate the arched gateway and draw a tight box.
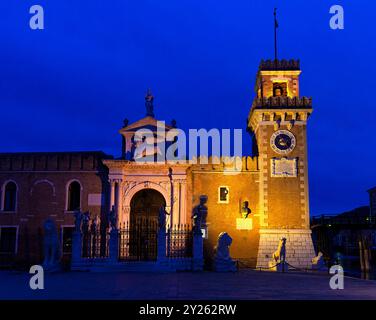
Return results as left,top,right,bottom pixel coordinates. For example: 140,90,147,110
124,189,166,261
130,189,166,224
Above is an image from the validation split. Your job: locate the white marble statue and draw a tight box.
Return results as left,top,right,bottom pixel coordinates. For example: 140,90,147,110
42,219,61,272
213,232,237,272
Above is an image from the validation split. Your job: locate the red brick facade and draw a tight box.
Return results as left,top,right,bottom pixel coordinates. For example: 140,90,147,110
0,151,111,267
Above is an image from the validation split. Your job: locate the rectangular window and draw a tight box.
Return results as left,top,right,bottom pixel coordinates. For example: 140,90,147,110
273,82,288,97
62,226,74,254
218,186,229,204
0,227,18,254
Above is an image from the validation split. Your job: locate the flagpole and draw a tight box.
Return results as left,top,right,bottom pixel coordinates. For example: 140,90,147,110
274,8,278,60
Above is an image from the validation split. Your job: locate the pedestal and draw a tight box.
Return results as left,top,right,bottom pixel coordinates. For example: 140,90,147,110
71,231,82,264
257,229,315,269
268,260,288,272
193,230,204,271
157,231,167,261
109,229,119,263
214,259,237,272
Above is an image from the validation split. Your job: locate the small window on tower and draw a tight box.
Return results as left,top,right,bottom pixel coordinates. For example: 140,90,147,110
218,186,230,204
273,82,287,97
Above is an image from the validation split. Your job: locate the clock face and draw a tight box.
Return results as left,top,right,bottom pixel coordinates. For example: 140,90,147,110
270,130,296,154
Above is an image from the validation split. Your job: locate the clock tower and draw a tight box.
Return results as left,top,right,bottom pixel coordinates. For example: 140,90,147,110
248,59,316,268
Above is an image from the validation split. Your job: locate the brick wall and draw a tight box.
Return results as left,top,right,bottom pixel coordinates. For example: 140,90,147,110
187,157,261,267
0,152,111,266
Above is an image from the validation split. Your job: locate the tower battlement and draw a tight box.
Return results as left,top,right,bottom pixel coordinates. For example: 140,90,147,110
259,59,300,71
252,96,312,109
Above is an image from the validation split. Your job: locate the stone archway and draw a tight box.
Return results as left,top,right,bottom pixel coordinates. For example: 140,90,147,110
130,189,166,225
127,189,166,260
121,181,171,226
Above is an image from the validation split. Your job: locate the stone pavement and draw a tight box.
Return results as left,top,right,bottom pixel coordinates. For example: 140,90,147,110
0,269,375,300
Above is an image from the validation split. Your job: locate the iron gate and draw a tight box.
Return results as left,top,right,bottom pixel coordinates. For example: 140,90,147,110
119,218,158,261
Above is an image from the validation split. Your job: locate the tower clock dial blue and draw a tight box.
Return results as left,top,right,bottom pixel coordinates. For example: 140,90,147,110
270,130,296,154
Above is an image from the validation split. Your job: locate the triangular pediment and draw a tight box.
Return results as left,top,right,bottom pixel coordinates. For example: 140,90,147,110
119,116,173,133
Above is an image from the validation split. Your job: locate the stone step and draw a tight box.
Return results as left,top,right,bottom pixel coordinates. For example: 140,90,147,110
72,261,175,273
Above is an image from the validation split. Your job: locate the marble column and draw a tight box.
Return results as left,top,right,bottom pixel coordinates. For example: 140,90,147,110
115,180,121,229
171,180,180,227
109,180,116,211
180,181,187,225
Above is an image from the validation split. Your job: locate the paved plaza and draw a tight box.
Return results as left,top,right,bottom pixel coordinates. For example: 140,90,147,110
0,269,376,300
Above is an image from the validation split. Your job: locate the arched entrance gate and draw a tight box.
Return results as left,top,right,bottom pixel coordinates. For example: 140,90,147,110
119,189,166,261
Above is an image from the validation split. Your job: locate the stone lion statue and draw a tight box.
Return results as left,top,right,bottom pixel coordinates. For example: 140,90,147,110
272,237,287,263
42,219,61,271
213,232,237,272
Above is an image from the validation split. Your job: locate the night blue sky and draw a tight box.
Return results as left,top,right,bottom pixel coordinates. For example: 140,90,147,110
1,0,375,215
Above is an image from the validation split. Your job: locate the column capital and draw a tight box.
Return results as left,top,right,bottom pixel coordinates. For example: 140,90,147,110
109,178,123,184
172,178,187,184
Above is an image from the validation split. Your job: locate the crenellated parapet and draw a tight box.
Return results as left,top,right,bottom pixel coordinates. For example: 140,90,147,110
248,96,313,132
104,156,259,172
248,108,312,133
259,59,300,71
0,151,112,172
252,96,312,109
190,156,258,172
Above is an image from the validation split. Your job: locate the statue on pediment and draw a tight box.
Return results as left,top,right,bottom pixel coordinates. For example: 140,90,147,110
145,89,154,117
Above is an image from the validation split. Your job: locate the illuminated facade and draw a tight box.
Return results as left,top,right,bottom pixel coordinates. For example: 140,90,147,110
104,59,315,268
0,59,315,269
248,60,315,267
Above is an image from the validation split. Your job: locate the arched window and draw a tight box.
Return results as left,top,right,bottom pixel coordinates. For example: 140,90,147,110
67,181,81,211
3,182,17,212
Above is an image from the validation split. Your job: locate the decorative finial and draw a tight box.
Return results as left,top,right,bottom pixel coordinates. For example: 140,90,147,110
171,119,177,128
145,88,154,117
123,118,129,127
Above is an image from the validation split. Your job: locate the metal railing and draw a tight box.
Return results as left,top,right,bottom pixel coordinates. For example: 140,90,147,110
80,220,194,261
166,224,193,258
311,215,376,227
118,219,158,261
82,229,109,258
